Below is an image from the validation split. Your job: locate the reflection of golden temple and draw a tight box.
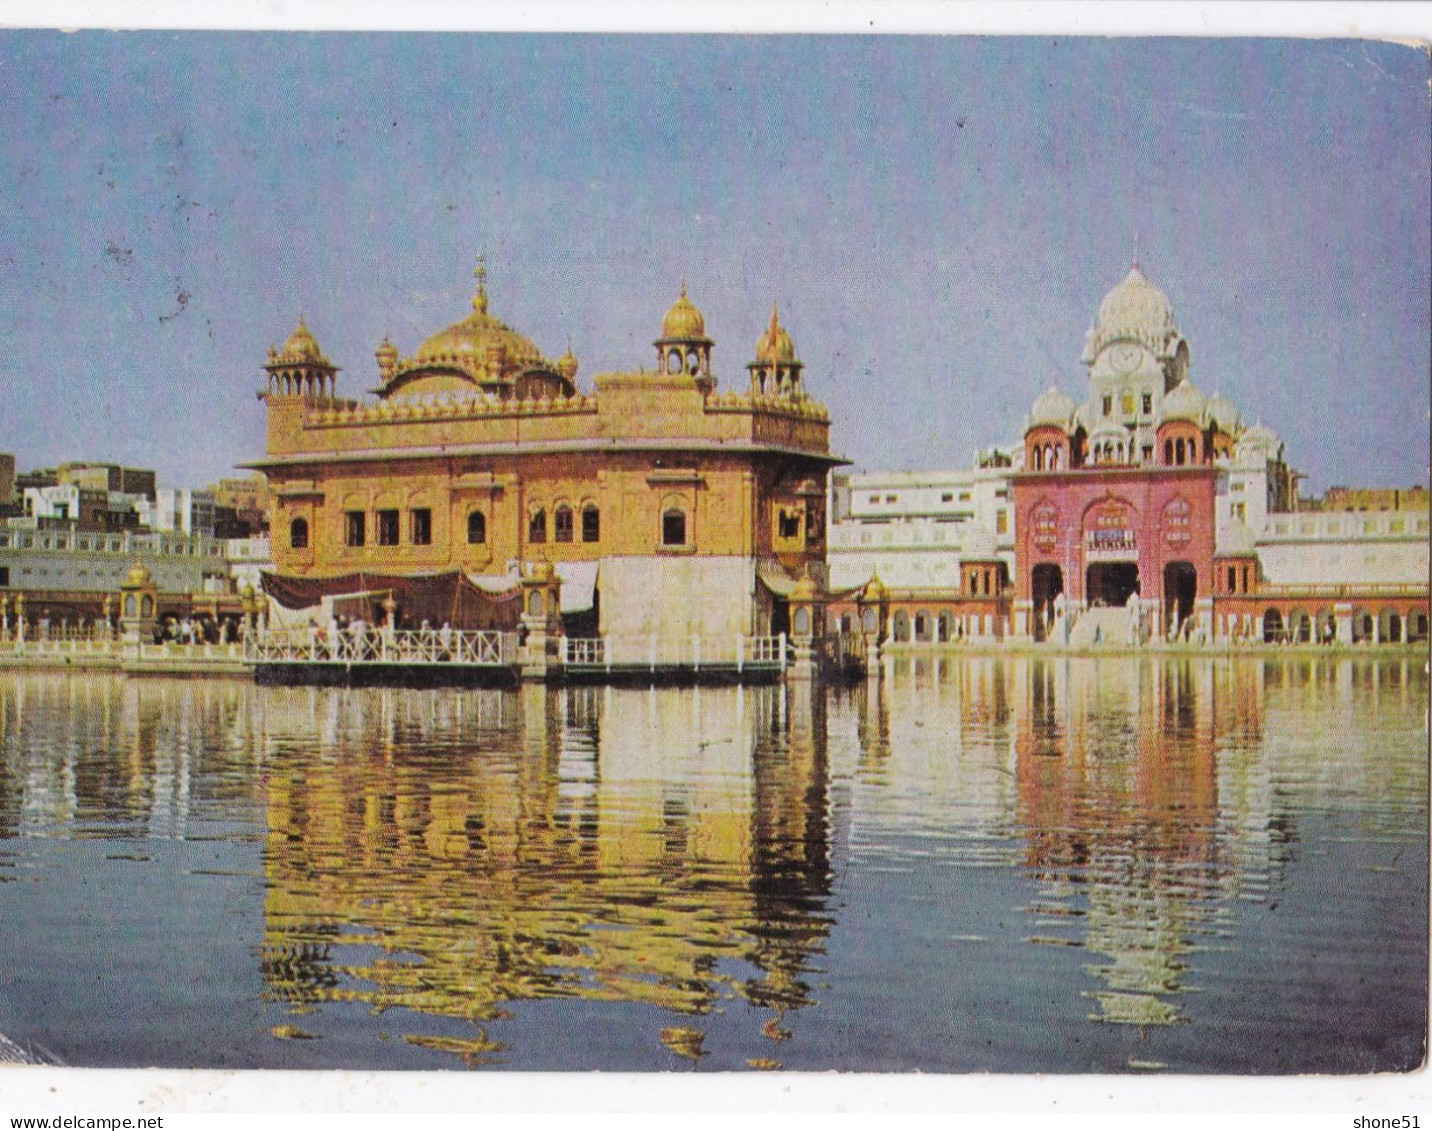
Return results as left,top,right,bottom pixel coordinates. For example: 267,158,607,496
258,682,832,1060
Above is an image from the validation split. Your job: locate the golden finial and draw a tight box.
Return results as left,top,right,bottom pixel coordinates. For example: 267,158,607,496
473,253,489,314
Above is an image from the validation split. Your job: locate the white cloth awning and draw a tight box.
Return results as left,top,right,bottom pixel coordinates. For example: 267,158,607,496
465,563,598,613
555,560,599,614
466,571,521,595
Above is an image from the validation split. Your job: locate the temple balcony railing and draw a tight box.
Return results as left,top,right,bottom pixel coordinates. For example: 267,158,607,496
246,627,518,666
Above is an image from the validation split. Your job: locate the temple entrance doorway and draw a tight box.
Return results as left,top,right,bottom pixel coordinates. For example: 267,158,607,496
1085,562,1139,608
769,598,790,639
1031,563,1063,642
1164,561,1197,637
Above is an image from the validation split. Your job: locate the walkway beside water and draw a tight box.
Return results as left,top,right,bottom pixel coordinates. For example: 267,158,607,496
0,627,1422,683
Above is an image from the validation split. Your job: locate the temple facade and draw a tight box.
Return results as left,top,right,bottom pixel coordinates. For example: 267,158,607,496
249,262,844,649
828,262,1429,648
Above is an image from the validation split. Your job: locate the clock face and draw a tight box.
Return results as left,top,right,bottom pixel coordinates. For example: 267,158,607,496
1108,344,1142,373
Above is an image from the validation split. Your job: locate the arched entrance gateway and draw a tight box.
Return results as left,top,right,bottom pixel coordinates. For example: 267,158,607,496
1082,498,1140,608
1030,563,1063,642
1164,561,1197,637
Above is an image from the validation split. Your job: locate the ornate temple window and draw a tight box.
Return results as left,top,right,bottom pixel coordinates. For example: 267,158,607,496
467,511,487,544
345,511,366,548
529,508,547,544
554,505,574,543
289,517,309,550
581,504,600,543
410,508,432,546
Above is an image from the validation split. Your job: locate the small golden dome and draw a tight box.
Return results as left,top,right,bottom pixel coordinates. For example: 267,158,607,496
124,560,153,588
755,303,797,363
864,574,888,602
556,345,579,380
792,574,819,601
279,317,325,364
531,559,556,583
375,336,398,363
660,281,707,341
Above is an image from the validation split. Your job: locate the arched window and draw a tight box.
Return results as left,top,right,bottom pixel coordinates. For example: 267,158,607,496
554,505,574,543
1164,439,1174,465
1051,446,1061,470
662,508,687,546
529,508,547,543
124,595,136,617
581,505,600,543
289,517,309,550
1032,446,1043,471
467,511,487,545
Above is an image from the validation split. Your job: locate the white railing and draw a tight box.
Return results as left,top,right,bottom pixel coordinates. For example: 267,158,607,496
246,627,517,666
562,637,606,666
562,633,788,671
0,638,245,661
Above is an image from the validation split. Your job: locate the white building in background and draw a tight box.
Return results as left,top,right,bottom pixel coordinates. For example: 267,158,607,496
140,488,217,538
827,452,1018,593
223,535,273,594
0,527,227,596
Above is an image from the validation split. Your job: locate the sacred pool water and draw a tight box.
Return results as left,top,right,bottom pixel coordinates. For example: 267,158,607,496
0,656,1424,1073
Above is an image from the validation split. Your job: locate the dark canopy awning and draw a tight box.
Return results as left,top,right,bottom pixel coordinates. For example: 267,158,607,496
260,570,520,631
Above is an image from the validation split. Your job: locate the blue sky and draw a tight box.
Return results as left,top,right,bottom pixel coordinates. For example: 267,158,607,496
0,32,1426,491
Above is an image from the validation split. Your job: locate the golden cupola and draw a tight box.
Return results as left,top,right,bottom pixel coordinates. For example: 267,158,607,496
263,316,339,400
661,280,707,340
654,280,714,381
278,317,326,364
748,302,804,399
755,303,797,363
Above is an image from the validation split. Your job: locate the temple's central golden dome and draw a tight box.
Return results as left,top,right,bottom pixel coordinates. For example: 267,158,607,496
415,306,545,366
